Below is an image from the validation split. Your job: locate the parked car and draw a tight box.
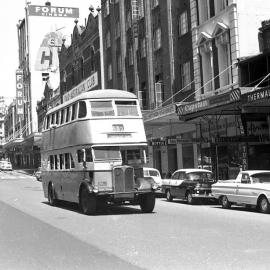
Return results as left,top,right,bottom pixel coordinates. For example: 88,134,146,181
162,168,215,204
211,170,270,213
34,167,42,181
143,167,162,188
0,160,13,171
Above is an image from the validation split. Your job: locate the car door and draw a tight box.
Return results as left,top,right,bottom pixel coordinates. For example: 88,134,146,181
237,173,258,205
170,172,180,197
236,173,252,204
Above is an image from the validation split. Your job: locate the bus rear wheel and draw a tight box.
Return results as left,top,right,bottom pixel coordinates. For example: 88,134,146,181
140,193,155,213
48,183,58,206
80,187,97,215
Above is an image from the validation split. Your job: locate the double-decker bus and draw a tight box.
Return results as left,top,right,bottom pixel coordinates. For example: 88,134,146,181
41,89,157,214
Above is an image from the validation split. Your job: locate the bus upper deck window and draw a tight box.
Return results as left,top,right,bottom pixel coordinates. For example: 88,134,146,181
65,107,70,123
78,101,87,118
115,100,139,116
46,115,50,129
60,109,65,124
71,103,77,121
91,101,115,117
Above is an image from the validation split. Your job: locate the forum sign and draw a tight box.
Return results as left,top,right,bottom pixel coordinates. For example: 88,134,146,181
16,70,24,118
28,5,79,18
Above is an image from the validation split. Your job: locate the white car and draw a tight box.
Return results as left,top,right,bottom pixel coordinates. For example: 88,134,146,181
143,167,162,188
0,160,13,171
211,170,270,213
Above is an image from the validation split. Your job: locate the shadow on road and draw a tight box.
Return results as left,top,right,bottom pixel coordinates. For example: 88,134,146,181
42,201,156,216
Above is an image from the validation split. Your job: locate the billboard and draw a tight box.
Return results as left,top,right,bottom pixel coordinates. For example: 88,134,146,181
26,4,79,132
28,5,79,18
16,70,24,118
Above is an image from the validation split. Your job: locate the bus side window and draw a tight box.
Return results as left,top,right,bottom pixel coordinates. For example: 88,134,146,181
54,155,58,169
77,149,84,163
49,155,54,170
65,153,70,169
55,111,59,125
65,107,70,123
59,154,64,169
71,103,77,121
51,114,55,125
60,109,65,124
70,154,75,168
78,101,87,118
46,115,50,129
85,148,93,162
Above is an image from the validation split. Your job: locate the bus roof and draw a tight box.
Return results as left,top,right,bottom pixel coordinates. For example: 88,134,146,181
47,89,138,114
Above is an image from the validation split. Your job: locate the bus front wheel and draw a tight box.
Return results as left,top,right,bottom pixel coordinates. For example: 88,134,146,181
140,193,155,213
80,187,97,215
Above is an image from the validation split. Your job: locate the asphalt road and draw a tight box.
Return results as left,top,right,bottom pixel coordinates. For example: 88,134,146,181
1,170,270,270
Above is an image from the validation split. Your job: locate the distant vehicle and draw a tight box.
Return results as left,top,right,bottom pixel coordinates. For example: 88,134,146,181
143,167,162,188
162,168,215,204
41,89,156,215
0,160,13,171
211,170,270,213
34,167,42,181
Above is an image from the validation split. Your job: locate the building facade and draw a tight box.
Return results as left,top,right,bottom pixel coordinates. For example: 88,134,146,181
4,2,79,169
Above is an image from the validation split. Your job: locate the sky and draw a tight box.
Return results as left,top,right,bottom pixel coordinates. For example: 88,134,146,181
1,0,101,105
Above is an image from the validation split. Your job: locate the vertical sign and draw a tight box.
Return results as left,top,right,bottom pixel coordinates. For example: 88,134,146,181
16,70,24,118
240,143,248,170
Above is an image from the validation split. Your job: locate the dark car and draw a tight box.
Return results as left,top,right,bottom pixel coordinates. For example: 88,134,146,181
162,168,215,204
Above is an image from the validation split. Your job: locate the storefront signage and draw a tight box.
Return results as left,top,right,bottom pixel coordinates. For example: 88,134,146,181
242,87,270,103
176,89,241,116
28,5,79,18
143,104,176,122
16,70,24,118
63,72,98,102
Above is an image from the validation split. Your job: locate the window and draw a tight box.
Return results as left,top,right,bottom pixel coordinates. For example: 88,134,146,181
115,100,139,116
51,114,55,125
46,115,50,129
128,45,134,66
78,101,87,118
93,147,121,160
77,149,92,163
107,63,112,80
54,155,58,170
140,38,146,58
138,0,144,17
126,11,131,29
115,20,120,38
105,31,111,49
71,103,77,121
180,61,191,91
64,153,70,169
104,0,110,17
117,55,122,73
90,101,115,116
59,154,64,169
154,28,162,50
60,109,65,124
179,11,188,36
151,0,159,9
65,107,70,123
49,156,54,170
55,111,59,125
139,82,147,110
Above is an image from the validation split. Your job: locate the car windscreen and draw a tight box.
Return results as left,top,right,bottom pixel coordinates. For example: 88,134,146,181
251,173,270,183
149,170,160,177
186,172,213,181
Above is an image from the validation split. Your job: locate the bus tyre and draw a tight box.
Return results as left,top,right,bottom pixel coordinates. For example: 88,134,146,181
80,187,97,215
48,183,58,207
140,193,155,213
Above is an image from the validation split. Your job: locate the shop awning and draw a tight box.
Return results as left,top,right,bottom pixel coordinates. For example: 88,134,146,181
175,89,241,121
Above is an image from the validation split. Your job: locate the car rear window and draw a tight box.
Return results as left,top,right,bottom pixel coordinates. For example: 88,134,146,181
251,173,270,183
187,172,213,180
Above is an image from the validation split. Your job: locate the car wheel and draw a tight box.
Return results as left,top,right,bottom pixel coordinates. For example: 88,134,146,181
258,196,270,214
166,189,173,202
48,183,58,207
187,192,195,205
221,195,231,209
80,187,97,215
140,193,155,213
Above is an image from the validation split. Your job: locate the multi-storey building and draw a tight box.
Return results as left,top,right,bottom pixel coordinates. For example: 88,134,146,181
0,97,7,159
175,0,270,179
58,9,101,101
4,2,79,169
101,0,197,175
